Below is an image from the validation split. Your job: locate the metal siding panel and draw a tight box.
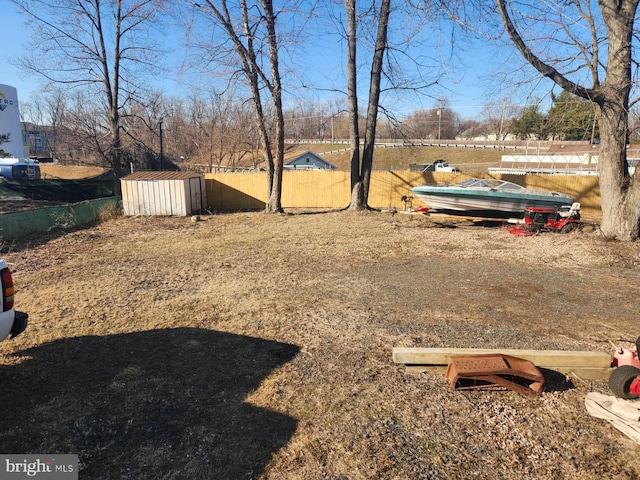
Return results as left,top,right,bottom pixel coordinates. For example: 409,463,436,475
147,181,156,215
170,180,179,215
192,177,202,211
135,182,144,215
138,180,151,216
200,176,207,210
159,180,171,215
183,179,192,214
121,181,133,215
161,180,171,215
168,180,177,215
166,180,175,215
153,180,164,215
182,179,190,215
188,178,201,214
186,179,193,214
165,180,175,216
175,179,187,215
148,181,157,215
130,183,138,216
140,181,150,215
162,180,171,215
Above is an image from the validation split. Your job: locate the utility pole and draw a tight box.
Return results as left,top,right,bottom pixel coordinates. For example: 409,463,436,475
498,98,507,146
331,116,334,144
436,96,444,141
159,121,164,171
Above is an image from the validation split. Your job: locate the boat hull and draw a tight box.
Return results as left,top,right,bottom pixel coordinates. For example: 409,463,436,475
411,187,574,218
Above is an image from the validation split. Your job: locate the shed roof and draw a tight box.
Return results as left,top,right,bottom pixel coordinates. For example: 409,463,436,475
122,171,203,181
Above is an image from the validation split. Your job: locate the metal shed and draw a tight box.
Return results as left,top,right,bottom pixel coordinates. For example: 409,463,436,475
121,171,206,216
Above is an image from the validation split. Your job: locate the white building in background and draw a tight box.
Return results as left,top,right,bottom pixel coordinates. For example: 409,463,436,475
0,84,25,159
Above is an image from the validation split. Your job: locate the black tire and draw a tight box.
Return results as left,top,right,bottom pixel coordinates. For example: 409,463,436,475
609,365,640,399
560,222,577,234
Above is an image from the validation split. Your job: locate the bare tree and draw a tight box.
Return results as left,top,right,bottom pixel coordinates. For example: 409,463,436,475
119,91,171,170
64,90,120,166
403,109,438,139
42,90,69,160
345,0,392,211
192,0,290,212
339,0,443,209
207,96,256,171
284,100,346,141
11,0,165,178
494,0,640,240
404,100,461,140
456,119,488,141
479,99,520,141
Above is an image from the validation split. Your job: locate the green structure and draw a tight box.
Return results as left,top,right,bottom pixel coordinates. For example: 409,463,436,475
0,197,121,240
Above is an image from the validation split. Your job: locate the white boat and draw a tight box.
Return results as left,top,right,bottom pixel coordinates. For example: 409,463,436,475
411,178,575,218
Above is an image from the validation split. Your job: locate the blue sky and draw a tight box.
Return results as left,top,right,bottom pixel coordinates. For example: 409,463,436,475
1,7,39,103
1,3,542,121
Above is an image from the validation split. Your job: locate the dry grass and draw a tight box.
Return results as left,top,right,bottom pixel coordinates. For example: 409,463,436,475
301,145,504,172
1,211,640,479
39,144,503,177
39,164,108,179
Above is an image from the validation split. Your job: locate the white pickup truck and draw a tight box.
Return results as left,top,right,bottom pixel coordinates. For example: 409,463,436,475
410,160,461,173
0,260,28,342
422,159,460,172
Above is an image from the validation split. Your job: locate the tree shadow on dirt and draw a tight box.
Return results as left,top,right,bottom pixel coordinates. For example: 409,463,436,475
0,328,299,479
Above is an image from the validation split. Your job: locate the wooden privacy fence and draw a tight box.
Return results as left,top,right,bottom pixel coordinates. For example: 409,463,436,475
205,171,602,213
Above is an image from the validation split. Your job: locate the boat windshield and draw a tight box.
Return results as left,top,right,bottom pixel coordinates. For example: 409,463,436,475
456,178,524,191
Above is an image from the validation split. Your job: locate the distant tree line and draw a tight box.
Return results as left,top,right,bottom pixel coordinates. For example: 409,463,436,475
22,89,607,172
9,0,640,238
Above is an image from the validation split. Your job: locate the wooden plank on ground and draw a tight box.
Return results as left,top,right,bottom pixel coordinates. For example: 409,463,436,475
392,347,612,368
403,365,613,380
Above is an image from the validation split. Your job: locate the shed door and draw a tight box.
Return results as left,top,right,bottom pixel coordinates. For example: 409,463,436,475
189,177,202,213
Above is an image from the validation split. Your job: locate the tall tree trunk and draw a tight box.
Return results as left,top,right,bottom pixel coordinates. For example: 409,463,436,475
346,0,391,211
264,0,284,213
203,0,284,213
595,0,640,239
110,119,123,179
100,0,123,178
597,102,640,239
496,0,640,240
360,0,390,204
345,0,363,210
246,65,275,204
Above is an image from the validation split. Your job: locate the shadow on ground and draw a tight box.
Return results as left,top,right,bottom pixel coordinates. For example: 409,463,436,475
0,328,299,479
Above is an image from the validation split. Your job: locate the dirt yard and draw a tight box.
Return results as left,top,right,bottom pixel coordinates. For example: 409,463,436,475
1,210,640,479
39,163,108,179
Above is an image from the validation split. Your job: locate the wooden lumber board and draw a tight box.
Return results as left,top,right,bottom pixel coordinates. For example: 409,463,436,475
392,347,612,368
404,364,613,380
